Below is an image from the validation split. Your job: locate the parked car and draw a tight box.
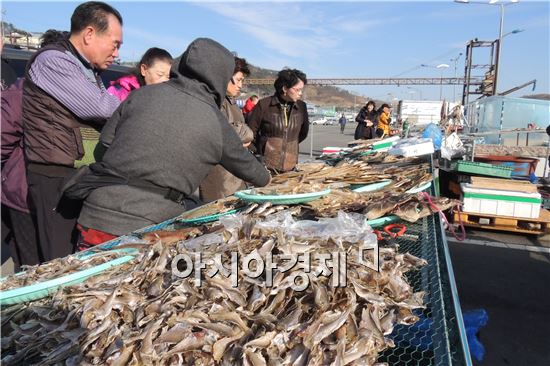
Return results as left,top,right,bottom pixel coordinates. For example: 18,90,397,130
311,117,327,125
324,118,338,125
1,47,132,87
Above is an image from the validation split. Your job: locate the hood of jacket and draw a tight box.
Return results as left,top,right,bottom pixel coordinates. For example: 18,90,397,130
171,38,234,108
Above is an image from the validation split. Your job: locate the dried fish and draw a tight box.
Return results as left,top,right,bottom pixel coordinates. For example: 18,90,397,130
2,196,429,366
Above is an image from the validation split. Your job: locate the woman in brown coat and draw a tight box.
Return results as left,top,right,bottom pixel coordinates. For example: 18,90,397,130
199,57,256,202
247,69,309,173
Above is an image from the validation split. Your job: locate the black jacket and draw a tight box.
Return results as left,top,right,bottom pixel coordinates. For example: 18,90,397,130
354,107,378,140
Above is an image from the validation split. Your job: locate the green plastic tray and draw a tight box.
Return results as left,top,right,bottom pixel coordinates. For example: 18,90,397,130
0,250,137,306
235,188,331,204
178,208,240,225
456,160,512,178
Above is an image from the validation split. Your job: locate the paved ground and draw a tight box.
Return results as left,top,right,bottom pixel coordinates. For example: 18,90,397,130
299,123,354,159
449,232,550,366
2,124,548,364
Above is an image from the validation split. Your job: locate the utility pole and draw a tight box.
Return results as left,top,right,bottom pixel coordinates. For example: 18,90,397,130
454,0,520,95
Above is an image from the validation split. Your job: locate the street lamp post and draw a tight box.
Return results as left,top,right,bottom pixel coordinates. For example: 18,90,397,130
450,52,462,103
421,63,449,100
437,64,450,101
454,0,519,94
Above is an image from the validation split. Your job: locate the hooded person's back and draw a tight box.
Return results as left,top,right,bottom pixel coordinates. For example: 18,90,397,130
78,38,270,236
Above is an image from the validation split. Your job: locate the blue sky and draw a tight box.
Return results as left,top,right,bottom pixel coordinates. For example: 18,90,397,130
2,1,548,102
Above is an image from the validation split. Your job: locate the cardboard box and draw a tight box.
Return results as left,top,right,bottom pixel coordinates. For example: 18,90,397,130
389,138,434,157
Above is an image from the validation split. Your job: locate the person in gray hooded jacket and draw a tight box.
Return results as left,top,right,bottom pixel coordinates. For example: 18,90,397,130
77,38,271,242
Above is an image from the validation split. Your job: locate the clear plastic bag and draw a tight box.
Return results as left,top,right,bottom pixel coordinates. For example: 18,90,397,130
284,211,377,246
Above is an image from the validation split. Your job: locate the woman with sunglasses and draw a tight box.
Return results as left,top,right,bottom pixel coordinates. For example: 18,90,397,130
247,68,309,173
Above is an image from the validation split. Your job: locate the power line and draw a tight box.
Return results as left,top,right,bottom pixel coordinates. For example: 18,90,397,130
392,48,464,77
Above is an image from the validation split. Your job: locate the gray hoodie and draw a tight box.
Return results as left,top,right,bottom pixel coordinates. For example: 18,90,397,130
78,38,270,235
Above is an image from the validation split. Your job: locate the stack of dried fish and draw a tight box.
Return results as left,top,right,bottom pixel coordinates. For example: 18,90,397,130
270,157,431,190
318,139,393,162
178,197,245,220
305,191,459,221
248,181,328,195
1,212,427,365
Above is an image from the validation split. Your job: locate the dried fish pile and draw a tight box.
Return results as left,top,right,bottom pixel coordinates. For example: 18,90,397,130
178,197,244,220
319,139,391,161
305,191,459,221
270,156,431,189
0,250,131,291
1,212,427,365
248,181,328,195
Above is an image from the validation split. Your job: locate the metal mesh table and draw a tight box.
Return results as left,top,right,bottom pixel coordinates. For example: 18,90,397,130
378,213,472,365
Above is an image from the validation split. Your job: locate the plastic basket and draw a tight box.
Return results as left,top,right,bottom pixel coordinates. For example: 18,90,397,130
455,161,512,178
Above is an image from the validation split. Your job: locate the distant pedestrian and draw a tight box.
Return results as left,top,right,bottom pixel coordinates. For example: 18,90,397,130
354,101,377,140
338,113,347,134
376,103,392,138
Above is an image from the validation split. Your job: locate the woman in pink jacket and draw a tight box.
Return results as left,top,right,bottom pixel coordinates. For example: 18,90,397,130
107,47,173,101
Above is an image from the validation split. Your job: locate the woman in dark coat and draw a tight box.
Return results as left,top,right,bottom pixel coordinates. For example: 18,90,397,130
248,68,309,172
354,101,377,140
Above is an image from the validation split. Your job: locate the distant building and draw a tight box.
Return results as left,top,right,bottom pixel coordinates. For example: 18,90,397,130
2,31,42,50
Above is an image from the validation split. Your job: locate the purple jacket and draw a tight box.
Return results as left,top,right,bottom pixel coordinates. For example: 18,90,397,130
1,78,29,213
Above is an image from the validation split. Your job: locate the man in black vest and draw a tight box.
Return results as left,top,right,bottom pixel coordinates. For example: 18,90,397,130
22,1,122,261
